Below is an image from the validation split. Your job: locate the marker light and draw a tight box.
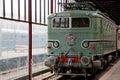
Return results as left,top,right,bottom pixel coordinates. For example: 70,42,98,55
47,45,51,49
91,45,96,49
82,41,89,48
53,41,59,48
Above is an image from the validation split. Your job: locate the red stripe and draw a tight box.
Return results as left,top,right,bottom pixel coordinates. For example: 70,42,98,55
57,57,81,63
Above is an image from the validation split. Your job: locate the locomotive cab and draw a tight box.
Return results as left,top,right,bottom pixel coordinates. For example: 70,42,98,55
46,12,101,76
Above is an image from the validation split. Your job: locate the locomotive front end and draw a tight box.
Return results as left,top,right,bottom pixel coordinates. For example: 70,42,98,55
44,9,100,76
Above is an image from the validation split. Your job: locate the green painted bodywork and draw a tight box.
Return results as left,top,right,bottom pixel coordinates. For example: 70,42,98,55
48,10,116,57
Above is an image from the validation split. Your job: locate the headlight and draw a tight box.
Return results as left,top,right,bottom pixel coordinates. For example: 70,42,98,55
82,41,89,48
81,56,90,65
53,41,59,48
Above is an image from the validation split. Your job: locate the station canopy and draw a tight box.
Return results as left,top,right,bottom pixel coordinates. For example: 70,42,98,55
90,0,120,25
75,0,120,25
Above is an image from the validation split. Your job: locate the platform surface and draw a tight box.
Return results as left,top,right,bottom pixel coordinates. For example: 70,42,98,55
100,59,120,80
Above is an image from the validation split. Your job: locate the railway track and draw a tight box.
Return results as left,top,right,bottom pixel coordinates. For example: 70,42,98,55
33,72,62,80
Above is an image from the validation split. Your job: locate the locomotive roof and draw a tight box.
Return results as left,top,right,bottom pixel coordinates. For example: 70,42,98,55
49,10,109,18
57,1,114,22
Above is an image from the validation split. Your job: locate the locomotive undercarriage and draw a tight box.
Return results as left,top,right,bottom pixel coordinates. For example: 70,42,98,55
45,51,118,76
93,51,118,70
45,56,97,76
54,62,94,76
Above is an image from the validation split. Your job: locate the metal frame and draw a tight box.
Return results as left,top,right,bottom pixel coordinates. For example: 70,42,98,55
0,0,69,80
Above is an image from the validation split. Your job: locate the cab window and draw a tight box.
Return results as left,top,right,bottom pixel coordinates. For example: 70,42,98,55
72,18,89,28
53,18,69,28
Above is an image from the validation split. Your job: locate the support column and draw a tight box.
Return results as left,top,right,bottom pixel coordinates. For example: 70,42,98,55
28,0,32,80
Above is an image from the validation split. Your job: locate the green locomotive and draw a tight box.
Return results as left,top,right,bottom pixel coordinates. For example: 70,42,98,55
45,1,118,76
